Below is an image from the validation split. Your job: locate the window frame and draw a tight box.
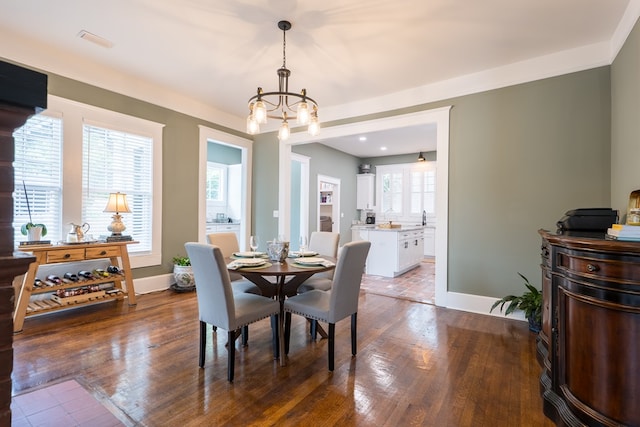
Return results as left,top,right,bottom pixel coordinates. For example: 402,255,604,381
376,161,436,222
23,96,164,268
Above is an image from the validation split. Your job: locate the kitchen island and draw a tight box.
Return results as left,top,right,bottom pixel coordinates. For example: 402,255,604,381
353,225,424,277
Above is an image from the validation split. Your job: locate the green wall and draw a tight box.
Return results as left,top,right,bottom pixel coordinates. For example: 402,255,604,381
207,142,241,164
446,69,611,296
292,143,361,245
612,17,640,220
288,68,610,298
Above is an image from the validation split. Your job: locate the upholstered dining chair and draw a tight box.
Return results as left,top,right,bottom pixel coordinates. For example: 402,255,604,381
283,240,371,371
185,242,279,382
207,232,262,296
296,231,340,293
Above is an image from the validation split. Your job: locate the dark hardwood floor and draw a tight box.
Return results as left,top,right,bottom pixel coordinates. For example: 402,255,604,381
11,272,553,426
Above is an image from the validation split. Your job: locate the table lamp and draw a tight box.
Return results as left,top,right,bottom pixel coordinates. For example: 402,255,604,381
104,192,131,236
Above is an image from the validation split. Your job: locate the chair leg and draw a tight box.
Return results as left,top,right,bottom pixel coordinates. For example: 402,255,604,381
310,319,317,341
351,313,357,356
227,330,236,382
199,321,206,368
284,312,291,355
328,323,335,371
271,315,279,359
241,325,249,347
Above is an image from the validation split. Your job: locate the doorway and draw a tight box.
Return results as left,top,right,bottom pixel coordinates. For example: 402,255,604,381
289,153,309,250
198,126,253,249
279,107,450,307
317,175,340,233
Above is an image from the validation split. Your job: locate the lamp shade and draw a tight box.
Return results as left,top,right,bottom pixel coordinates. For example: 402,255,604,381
104,192,131,214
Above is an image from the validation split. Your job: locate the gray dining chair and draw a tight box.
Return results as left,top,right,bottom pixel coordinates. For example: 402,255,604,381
296,231,340,294
185,242,279,382
206,232,261,295
283,240,371,371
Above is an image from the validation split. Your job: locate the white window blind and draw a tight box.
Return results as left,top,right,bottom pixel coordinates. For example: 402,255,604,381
12,115,63,242
82,124,154,253
381,172,403,213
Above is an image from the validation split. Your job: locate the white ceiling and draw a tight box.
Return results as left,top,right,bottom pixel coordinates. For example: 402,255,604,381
0,0,633,157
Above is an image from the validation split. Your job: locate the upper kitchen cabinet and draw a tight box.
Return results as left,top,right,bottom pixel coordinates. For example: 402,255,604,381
356,173,375,210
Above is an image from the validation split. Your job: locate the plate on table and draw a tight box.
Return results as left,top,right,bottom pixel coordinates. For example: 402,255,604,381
290,250,318,257
233,258,267,267
233,251,266,258
294,257,326,266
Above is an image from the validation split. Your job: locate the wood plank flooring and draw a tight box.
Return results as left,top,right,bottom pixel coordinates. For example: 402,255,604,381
11,276,553,426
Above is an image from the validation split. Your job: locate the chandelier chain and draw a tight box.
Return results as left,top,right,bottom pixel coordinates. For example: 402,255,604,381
282,27,287,69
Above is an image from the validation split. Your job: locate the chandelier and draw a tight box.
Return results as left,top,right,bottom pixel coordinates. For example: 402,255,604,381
246,20,320,141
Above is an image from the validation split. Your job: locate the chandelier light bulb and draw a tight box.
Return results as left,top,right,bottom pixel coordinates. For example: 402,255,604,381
297,101,309,125
278,120,290,141
254,100,267,124
308,116,320,136
246,115,260,134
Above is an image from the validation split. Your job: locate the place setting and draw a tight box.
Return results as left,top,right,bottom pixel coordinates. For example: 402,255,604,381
292,257,335,268
227,257,271,270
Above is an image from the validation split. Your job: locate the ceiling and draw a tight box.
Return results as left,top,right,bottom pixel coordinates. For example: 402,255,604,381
0,0,633,157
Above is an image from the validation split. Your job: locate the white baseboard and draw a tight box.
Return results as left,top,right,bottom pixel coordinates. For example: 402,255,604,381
132,273,173,295
446,291,526,322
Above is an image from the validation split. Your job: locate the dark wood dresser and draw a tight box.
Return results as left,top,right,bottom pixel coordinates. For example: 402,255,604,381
538,229,640,427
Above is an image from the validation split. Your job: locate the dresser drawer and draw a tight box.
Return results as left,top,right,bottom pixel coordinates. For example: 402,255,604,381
46,248,86,263
85,246,121,259
557,252,640,282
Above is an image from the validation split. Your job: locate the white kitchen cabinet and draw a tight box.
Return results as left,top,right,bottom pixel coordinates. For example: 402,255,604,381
351,226,372,242
423,227,435,257
356,174,375,210
365,227,423,277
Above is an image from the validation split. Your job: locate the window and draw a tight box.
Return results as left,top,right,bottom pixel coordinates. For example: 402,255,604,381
377,162,436,220
206,162,226,203
13,114,63,242
82,124,154,253
12,96,164,268
380,171,403,213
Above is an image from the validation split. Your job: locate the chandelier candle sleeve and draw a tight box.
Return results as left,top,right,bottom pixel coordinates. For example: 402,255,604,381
246,20,320,140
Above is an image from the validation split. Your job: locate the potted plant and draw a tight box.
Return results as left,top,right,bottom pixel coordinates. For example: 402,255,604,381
20,181,47,241
172,255,194,288
490,272,542,333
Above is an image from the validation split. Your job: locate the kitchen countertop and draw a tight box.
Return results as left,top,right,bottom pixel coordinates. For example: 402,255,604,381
371,225,424,232
206,221,241,225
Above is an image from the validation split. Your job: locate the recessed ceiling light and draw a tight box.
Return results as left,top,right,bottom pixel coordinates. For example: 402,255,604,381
380,147,387,151
359,136,367,141
77,30,114,48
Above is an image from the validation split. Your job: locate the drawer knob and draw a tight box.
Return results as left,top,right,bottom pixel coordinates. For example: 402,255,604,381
586,263,599,272
64,253,71,259
100,250,107,255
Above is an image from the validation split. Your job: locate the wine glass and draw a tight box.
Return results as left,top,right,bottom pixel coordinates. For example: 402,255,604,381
249,235,259,258
299,235,308,255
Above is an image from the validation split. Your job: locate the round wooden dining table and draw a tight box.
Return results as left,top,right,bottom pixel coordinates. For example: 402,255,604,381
226,256,336,366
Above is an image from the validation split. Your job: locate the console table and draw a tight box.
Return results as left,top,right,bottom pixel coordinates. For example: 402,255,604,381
13,241,137,333
538,230,640,426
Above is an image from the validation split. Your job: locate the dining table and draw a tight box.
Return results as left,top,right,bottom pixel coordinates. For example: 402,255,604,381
226,253,336,366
